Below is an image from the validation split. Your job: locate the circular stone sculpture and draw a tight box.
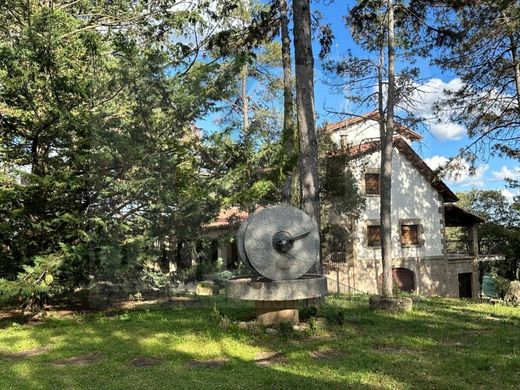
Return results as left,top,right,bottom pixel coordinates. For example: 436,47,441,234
238,205,319,280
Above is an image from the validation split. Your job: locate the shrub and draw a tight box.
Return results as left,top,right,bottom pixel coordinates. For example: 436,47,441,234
212,270,234,290
504,281,520,305
491,275,520,305
278,321,295,338
323,305,349,326
493,275,511,299
299,306,318,320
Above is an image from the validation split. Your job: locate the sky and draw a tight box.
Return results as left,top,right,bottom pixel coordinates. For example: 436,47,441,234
198,0,519,201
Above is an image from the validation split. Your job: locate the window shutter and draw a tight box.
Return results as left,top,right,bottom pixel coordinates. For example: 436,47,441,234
365,173,380,195
401,225,419,246
367,225,381,247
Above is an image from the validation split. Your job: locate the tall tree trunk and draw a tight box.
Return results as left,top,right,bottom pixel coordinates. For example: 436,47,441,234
293,0,320,270
241,63,249,133
280,0,296,204
380,0,395,297
509,35,520,111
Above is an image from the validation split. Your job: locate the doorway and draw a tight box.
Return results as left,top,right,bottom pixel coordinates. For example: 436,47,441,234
458,273,473,298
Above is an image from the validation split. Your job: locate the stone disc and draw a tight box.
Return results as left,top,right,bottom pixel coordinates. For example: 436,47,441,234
244,205,319,280
236,211,255,273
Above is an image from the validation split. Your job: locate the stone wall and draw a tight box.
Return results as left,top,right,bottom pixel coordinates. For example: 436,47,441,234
325,255,476,298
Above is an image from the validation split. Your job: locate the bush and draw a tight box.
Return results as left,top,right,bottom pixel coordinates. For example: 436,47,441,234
493,275,511,299
323,305,349,326
299,306,318,320
278,321,295,338
491,275,520,305
504,281,520,305
212,270,234,290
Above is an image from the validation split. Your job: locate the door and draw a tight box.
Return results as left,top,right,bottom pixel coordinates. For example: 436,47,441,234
392,268,415,292
458,273,473,298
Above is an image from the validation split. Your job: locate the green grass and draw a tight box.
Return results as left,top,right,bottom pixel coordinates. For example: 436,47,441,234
1,296,519,389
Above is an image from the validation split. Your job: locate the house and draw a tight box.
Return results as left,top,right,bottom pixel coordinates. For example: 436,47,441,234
203,207,248,269
204,112,503,297
323,111,502,298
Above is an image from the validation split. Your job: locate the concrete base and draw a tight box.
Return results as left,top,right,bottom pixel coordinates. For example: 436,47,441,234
255,300,299,325
226,275,327,301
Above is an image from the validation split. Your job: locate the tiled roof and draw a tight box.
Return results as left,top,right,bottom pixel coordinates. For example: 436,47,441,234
204,207,249,229
325,111,422,141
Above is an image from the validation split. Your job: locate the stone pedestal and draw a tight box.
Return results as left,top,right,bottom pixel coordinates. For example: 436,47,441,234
255,300,299,325
226,275,327,325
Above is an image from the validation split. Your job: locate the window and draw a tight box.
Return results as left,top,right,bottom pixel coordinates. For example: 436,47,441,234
367,225,381,247
340,134,348,149
365,173,380,195
401,224,419,246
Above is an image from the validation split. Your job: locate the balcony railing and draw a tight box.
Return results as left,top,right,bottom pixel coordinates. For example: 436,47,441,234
446,239,504,257
324,252,350,264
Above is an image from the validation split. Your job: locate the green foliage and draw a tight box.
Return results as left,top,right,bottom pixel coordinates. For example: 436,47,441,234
322,304,350,326
456,190,520,280
0,0,252,308
212,270,234,290
0,252,63,312
299,305,318,320
432,1,520,163
493,276,520,305
277,320,296,338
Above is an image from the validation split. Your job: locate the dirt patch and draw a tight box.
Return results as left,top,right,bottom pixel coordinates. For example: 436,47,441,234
310,348,345,360
51,352,102,365
0,347,49,361
1,295,199,325
184,357,229,369
128,357,164,367
254,351,287,366
440,339,464,347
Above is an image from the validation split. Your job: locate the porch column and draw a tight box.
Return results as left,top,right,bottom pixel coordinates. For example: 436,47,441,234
471,225,480,298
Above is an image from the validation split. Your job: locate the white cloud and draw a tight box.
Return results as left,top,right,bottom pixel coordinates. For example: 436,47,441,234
492,165,520,181
424,154,489,188
424,155,449,170
501,188,518,202
405,78,467,140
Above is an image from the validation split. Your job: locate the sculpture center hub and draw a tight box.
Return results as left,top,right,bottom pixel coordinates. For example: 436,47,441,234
272,231,293,253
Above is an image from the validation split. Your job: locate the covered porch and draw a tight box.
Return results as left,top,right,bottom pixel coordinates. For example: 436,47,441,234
444,204,504,298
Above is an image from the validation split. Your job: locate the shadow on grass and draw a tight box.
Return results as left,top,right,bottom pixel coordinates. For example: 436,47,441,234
0,296,519,389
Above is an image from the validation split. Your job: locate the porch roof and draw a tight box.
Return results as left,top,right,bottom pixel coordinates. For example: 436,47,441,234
444,204,485,227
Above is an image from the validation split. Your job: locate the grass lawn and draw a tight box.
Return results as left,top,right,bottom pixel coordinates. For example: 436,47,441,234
1,295,519,389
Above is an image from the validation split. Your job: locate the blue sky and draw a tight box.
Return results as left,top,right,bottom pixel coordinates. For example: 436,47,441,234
198,0,519,200
312,1,519,199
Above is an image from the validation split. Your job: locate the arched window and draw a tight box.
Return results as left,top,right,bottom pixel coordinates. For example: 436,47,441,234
392,268,415,292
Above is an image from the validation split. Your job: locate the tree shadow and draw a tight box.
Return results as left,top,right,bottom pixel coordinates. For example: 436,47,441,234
0,297,519,389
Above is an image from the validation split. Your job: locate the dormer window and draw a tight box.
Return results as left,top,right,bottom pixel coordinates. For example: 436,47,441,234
365,173,380,195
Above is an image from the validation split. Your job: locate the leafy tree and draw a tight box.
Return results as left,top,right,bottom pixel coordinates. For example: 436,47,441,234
318,129,366,257
0,0,245,308
456,190,520,281
432,1,520,164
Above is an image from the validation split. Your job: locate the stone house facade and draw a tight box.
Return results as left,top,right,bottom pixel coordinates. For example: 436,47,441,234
205,112,501,298
323,112,499,298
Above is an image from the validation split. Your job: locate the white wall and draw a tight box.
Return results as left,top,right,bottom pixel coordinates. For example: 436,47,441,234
330,119,412,147
350,149,444,260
